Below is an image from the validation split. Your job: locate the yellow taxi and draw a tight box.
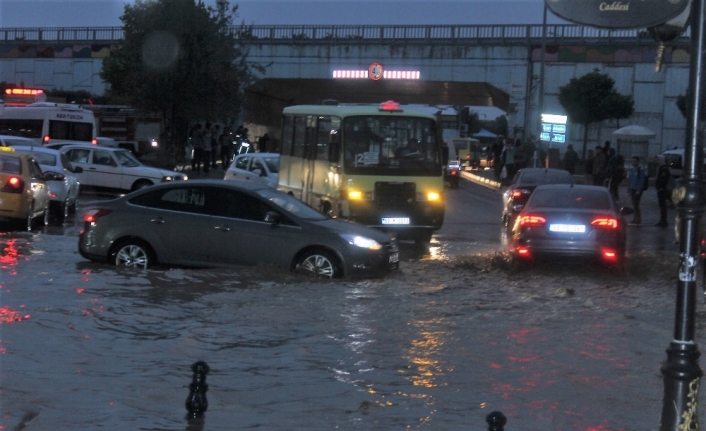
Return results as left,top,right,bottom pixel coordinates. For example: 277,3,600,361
0,146,50,230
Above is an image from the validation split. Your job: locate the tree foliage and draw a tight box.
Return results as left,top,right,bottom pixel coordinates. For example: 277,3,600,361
558,69,634,158
100,0,261,156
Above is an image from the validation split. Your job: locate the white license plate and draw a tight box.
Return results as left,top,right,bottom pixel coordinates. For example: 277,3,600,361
389,252,399,264
382,217,410,225
549,224,586,233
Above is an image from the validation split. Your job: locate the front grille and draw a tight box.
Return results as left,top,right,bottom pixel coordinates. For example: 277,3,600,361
375,182,415,208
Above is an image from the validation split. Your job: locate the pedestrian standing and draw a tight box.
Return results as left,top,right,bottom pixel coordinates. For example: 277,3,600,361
191,124,205,173
502,139,515,186
584,149,594,185
491,136,504,181
562,144,579,174
592,146,607,186
608,154,625,201
654,155,672,227
627,156,646,225
258,133,270,153
202,122,212,173
220,126,233,168
210,124,220,169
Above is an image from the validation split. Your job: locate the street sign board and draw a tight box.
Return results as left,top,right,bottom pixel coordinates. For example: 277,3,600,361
545,0,690,29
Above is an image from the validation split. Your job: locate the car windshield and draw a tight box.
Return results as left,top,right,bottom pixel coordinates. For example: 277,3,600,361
115,150,141,167
519,170,573,185
528,188,612,210
343,115,441,176
263,156,279,174
255,188,327,220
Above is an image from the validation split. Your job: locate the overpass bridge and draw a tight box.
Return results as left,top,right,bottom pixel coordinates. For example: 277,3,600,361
0,24,692,155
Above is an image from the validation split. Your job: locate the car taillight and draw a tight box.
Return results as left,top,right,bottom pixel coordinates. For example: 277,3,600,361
42,135,50,144
591,217,619,229
518,214,546,227
91,138,98,145
83,209,112,223
450,170,457,176
511,189,524,198
601,248,619,261
1,177,24,193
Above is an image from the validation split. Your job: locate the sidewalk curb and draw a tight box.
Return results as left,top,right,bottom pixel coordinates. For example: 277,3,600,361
461,170,502,191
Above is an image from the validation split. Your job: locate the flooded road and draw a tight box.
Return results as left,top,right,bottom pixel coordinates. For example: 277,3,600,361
0,183,698,430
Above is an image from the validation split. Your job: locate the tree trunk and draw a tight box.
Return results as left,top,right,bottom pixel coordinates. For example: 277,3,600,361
582,122,590,159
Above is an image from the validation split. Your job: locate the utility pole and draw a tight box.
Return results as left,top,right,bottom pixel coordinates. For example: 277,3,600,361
660,0,705,428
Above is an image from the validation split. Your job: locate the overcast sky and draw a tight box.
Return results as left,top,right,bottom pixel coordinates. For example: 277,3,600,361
0,0,568,28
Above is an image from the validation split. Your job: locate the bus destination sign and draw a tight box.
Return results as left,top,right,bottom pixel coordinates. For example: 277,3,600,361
545,0,690,29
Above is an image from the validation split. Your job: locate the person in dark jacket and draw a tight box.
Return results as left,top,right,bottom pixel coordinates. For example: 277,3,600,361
654,155,672,227
562,144,579,174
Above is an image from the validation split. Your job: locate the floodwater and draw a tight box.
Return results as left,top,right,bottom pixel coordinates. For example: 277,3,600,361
0,214,698,431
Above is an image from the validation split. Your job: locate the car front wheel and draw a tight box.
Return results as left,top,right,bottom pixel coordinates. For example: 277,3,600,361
112,240,154,269
295,249,342,278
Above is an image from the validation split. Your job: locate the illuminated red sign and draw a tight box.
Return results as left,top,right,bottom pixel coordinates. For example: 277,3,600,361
368,63,384,80
5,88,44,96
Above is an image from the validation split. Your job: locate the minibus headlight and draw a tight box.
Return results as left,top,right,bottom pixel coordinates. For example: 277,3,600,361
340,234,382,250
416,192,441,201
349,190,362,200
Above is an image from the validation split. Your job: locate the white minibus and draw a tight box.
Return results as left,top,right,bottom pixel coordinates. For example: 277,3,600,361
0,102,96,146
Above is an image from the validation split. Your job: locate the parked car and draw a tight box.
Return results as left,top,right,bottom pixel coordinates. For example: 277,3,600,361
224,153,279,188
93,137,120,148
0,146,50,230
509,184,630,270
79,180,399,278
502,168,575,228
11,145,82,220
0,135,42,147
445,159,461,188
59,144,187,192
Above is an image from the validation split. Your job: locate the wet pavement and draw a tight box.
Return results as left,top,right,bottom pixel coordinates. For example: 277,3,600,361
0,169,700,431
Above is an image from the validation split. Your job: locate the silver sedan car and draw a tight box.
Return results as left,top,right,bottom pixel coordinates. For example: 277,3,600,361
79,180,399,278
12,145,82,220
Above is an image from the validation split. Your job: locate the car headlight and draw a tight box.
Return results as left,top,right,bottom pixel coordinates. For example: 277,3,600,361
340,234,382,250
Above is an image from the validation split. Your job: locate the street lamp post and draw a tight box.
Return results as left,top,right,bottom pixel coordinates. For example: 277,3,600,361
660,0,705,429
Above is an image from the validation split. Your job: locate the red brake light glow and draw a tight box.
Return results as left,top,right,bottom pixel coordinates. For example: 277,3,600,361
379,100,401,111
518,215,546,227
516,246,530,255
91,138,98,145
601,248,619,261
42,135,50,144
1,177,23,193
83,209,112,223
511,190,524,198
591,217,619,229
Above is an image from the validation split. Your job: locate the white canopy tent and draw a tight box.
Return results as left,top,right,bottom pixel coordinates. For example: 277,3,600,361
612,125,656,162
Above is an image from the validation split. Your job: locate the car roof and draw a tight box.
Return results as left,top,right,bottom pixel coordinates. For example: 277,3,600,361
58,144,124,152
532,183,607,191
0,135,36,141
130,178,268,194
11,145,61,155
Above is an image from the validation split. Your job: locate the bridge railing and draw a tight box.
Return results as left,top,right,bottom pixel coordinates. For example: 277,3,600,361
0,24,689,46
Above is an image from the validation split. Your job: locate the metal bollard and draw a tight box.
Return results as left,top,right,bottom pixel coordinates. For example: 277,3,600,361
185,361,210,419
486,411,507,431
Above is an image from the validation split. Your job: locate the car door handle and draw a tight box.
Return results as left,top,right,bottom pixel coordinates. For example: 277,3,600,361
215,225,231,232
150,217,165,224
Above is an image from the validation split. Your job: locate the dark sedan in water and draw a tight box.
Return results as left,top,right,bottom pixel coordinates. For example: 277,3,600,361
79,180,399,278
502,168,575,227
509,184,628,269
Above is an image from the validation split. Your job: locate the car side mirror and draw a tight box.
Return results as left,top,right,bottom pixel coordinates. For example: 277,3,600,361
264,211,281,224
73,166,83,173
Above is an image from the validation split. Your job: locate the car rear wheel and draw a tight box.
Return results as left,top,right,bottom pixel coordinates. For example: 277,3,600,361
112,240,154,270
57,198,69,221
295,249,342,278
25,201,34,232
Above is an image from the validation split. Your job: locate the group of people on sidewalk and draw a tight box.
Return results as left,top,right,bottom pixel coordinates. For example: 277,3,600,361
564,140,673,228
491,135,538,186
187,123,271,173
